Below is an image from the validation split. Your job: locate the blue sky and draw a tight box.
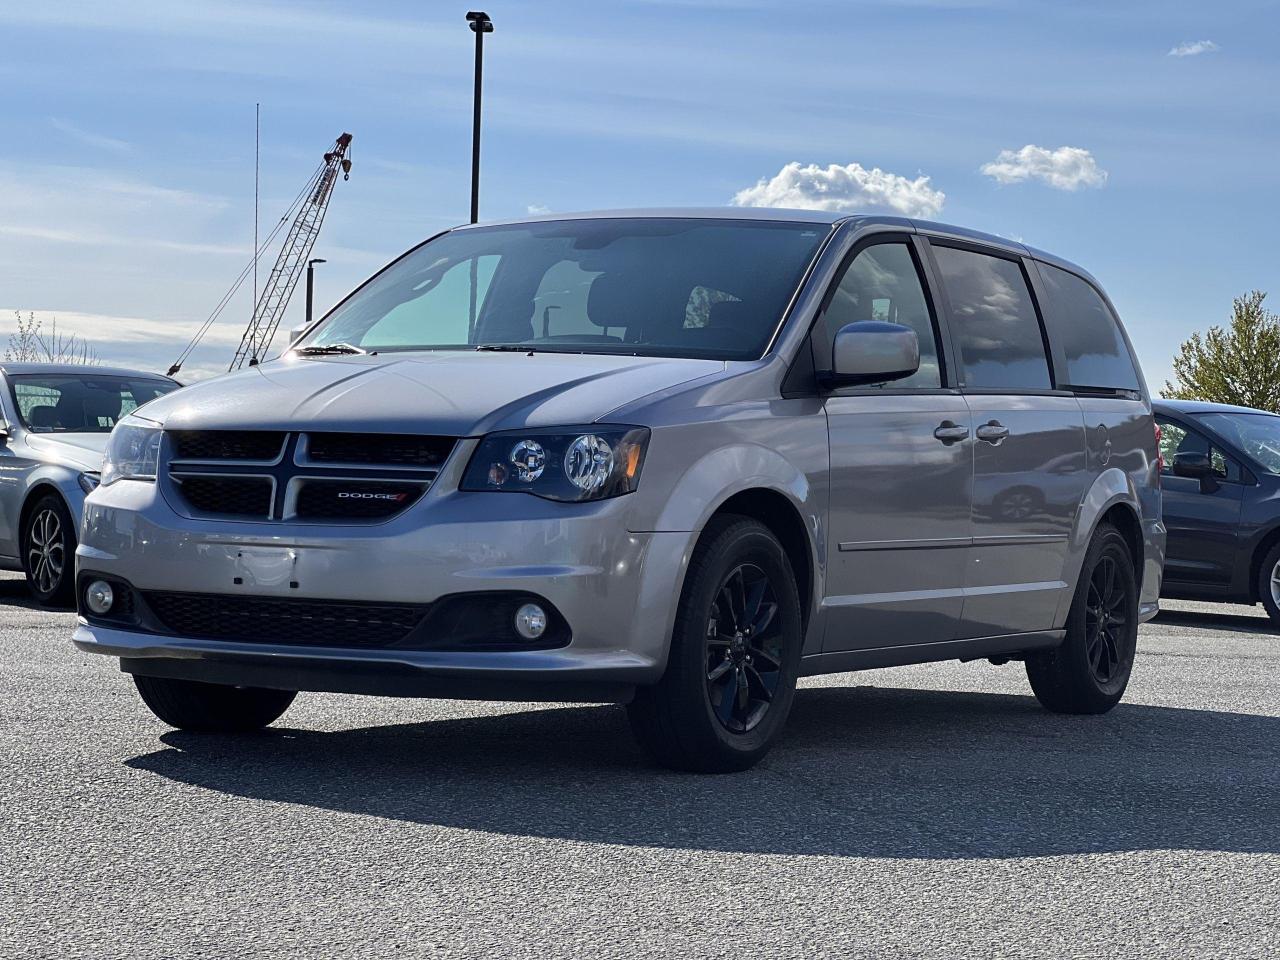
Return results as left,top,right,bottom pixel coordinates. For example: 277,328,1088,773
1,0,1276,383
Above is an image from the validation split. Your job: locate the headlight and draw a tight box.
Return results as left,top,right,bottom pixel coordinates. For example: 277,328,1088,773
100,415,163,486
461,426,649,501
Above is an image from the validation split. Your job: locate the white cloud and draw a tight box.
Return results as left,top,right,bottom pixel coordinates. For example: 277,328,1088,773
50,118,131,154
526,204,551,215
980,145,1107,191
1168,40,1220,57
731,161,945,218
0,309,238,380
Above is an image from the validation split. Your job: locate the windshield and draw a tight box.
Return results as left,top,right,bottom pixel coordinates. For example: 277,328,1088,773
9,374,176,434
300,218,830,360
1196,411,1280,475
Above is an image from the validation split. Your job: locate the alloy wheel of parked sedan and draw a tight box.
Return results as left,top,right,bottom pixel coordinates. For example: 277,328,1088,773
24,494,77,607
29,507,66,595
704,562,783,733
1271,558,1280,611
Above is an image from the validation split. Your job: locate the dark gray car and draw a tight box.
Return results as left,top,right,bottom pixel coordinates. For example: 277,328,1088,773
0,364,178,605
73,210,1164,771
1155,399,1280,625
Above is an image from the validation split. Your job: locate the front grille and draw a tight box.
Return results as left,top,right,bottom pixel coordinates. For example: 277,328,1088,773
306,432,454,467
163,429,453,523
174,476,273,517
171,430,285,462
295,480,426,519
143,591,428,647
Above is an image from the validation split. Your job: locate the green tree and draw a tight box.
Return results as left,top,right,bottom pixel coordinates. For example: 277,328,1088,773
1164,291,1280,413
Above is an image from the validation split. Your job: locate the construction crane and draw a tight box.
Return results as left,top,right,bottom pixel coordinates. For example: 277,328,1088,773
167,132,353,377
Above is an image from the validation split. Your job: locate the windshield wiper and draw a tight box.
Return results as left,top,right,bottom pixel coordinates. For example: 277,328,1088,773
294,342,367,356
475,343,536,352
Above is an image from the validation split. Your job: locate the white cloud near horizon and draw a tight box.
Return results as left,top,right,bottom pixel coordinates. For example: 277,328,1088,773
1168,40,1220,57
731,161,945,218
1,308,257,381
980,145,1107,190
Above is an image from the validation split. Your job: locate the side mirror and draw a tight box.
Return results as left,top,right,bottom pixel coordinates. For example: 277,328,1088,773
1172,451,1220,491
1172,451,1214,479
288,324,307,344
826,321,920,388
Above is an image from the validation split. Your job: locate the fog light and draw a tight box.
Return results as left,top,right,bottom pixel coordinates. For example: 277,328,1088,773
85,580,114,615
514,603,547,640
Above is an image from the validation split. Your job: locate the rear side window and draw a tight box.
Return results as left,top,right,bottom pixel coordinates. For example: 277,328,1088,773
932,245,1051,391
1038,263,1140,392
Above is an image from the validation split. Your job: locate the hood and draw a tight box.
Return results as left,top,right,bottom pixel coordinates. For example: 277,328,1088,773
139,351,726,436
24,432,112,471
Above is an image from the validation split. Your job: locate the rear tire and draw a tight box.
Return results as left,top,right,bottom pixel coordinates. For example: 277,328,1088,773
1026,522,1138,714
23,493,76,608
627,516,803,773
1259,542,1280,628
133,675,296,732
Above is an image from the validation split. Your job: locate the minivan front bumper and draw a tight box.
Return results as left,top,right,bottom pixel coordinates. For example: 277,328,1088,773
74,475,694,701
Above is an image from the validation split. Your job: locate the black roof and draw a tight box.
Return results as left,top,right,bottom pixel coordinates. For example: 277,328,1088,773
1154,399,1279,417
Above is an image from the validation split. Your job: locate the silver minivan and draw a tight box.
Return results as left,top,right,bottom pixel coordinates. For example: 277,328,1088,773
74,210,1165,772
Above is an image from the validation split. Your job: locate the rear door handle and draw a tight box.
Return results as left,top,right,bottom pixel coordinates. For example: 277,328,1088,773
934,421,970,445
976,420,1010,444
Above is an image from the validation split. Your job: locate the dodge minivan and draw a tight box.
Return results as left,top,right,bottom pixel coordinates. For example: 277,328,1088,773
74,210,1164,772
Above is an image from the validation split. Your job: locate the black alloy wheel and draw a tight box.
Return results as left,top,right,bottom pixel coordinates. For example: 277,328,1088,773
705,562,783,733
1084,554,1131,684
627,515,803,773
1026,522,1137,714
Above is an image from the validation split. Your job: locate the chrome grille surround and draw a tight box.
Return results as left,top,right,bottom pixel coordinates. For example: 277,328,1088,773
162,430,454,524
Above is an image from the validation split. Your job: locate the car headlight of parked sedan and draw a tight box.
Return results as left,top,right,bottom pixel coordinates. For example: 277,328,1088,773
461,426,649,501
99,415,164,487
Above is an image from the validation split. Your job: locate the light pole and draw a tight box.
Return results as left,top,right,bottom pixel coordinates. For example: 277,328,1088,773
466,11,493,224
305,258,326,329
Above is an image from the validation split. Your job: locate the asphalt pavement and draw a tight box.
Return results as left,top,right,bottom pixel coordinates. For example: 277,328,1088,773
2,572,1276,959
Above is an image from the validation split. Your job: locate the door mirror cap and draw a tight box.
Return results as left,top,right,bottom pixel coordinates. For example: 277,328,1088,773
1172,450,1216,480
826,322,921,388
288,324,308,344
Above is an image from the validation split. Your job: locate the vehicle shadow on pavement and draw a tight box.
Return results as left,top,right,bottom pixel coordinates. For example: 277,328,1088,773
124,684,1280,860
1152,608,1278,637
0,577,47,611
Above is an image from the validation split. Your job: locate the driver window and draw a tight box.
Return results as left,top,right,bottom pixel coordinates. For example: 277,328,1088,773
820,243,941,389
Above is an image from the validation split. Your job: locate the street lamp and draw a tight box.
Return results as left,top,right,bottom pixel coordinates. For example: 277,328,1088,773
305,258,326,328
466,10,494,224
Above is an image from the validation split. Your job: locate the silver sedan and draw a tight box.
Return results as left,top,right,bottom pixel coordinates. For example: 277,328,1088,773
0,363,178,605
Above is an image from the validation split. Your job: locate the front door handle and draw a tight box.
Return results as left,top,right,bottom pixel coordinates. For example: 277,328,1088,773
976,420,1010,444
934,421,970,445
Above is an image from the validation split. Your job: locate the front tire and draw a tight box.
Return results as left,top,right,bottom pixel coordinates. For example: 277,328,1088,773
1026,522,1138,713
133,675,296,732
23,493,76,608
1258,542,1280,628
628,516,803,773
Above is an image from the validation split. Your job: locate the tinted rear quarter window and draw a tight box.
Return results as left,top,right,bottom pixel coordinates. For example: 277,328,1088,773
1037,263,1140,392
931,245,1052,391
